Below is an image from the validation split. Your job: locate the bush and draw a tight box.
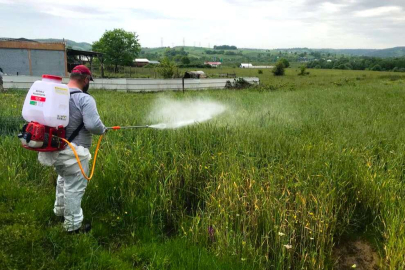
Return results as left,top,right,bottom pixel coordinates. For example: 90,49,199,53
272,61,285,76
157,57,176,78
337,64,352,70
279,58,290,68
258,70,263,74
181,56,191,65
392,67,405,72
177,64,212,69
298,65,310,76
224,51,236,55
371,65,382,71
225,78,252,89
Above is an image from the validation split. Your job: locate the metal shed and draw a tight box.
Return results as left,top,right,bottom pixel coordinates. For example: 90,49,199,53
0,39,67,76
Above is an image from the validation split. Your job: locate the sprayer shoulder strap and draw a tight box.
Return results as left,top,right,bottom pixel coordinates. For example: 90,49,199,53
68,91,90,142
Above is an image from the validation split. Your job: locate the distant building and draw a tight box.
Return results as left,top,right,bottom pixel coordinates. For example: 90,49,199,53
0,38,67,76
204,61,222,68
134,59,160,67
240,63,253,68
134,58,150,67
240,63,273,69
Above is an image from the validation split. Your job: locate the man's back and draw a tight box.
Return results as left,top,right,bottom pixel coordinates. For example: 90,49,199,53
67,88,105,148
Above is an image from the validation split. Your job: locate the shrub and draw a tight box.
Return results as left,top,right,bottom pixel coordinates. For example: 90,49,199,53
258,70,263,74
157,57,176,78
272,61,285,76
298,65,310,76
279,58,290,68
371,65,382,71
225,78,252,89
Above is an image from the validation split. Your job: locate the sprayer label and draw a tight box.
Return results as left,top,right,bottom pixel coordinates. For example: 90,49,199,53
57,115,67,121
30,96,46,102
55,87,68,95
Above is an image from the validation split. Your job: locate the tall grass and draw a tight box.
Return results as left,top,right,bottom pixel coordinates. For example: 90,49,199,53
1,70,405,269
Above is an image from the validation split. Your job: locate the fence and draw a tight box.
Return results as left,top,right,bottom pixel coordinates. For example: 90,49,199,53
3,76,260,92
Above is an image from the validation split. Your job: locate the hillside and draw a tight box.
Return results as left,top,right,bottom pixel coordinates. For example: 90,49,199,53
3,37,404,58
366,47,405,57
34,39,92,51
140,46,405,61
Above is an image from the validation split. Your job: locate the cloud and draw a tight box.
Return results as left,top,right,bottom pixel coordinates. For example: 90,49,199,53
355,6,403,17
0,0,404,49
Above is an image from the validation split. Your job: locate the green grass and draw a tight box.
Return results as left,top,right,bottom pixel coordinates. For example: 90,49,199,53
1,69,405,269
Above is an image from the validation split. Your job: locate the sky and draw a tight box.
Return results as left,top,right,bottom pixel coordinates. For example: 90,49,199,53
0,0,404,49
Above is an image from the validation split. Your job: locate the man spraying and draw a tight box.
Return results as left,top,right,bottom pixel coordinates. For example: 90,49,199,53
46,65,106,233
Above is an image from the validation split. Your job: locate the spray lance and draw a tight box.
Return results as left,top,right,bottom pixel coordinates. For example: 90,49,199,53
107,125,150,130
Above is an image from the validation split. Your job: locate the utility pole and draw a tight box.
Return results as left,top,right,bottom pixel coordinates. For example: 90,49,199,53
183,38,185,47
161,37,163,47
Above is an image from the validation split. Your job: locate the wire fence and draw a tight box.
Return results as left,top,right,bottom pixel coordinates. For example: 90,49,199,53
90,64,161,79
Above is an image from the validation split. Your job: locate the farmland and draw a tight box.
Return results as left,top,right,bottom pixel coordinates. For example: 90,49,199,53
1,69,405,269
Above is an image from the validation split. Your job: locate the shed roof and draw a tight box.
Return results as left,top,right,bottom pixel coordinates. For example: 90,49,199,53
135,58,149,62
67,48,103,57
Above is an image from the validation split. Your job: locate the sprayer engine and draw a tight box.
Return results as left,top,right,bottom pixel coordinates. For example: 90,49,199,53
18,122,66,152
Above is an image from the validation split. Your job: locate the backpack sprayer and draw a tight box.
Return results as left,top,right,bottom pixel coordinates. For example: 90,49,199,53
18,74,152,181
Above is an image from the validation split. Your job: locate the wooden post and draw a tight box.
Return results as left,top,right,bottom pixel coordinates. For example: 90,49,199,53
100,56,104,78
89,56,93,74
182,77,185,94
28,49,32,76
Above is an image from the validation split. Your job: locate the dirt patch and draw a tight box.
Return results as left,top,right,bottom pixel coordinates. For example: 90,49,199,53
333,240,380,270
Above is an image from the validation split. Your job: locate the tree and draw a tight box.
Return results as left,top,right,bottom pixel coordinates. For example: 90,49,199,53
280,58,290,68
92,29,141,73
157,57,176,78
181,56,191,65
272,61,285,76
371,64,382,71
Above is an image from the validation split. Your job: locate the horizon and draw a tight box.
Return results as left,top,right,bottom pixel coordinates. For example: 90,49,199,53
4,37,404,51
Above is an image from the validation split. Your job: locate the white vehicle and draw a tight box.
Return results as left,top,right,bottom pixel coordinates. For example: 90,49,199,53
240,63,253,68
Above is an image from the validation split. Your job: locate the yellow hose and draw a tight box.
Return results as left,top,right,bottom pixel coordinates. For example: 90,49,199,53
61,135,104,181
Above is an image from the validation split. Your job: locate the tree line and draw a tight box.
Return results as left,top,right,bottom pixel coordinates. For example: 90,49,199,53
214,45,237,50
307,57,405,72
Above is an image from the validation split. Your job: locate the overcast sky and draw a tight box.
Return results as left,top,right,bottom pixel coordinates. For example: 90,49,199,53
0,0,404,49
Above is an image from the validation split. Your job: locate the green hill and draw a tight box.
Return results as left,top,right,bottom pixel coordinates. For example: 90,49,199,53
366,47,405,57
35,39,93,51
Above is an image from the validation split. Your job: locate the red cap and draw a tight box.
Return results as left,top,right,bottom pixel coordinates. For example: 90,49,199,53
71,65,94,81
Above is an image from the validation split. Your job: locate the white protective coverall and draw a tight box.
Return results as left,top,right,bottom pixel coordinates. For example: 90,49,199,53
39,146,91,231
